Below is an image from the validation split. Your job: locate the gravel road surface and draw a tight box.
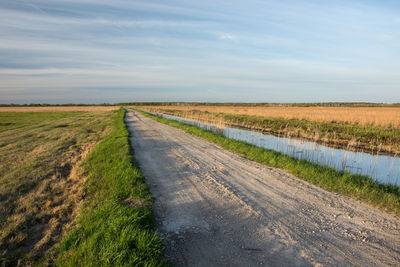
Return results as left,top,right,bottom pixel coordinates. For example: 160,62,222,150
126,111,400,266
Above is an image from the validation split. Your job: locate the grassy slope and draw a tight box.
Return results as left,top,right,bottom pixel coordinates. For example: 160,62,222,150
56,108,166,266
138,110,400,217
0,111,112,266
150,109,400,154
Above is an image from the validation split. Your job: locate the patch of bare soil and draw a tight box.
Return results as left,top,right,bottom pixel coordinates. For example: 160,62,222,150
127,111,400,266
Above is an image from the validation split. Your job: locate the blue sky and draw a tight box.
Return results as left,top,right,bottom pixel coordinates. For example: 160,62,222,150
0,0,399,103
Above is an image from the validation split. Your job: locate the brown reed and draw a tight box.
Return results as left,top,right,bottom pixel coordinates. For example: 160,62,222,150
136,105,400,128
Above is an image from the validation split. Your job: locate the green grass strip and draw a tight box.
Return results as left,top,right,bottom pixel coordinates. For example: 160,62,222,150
57,108,166,266
137,110,400,217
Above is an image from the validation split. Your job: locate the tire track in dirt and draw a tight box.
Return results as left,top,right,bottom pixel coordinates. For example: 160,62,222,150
126,111,400,266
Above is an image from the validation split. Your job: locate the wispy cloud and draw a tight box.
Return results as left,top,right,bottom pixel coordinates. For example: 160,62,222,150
218,33,235,41
0,0,399,103
0,8,209,31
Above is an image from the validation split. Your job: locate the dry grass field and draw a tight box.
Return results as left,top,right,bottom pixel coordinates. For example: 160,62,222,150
0,106,119,113
138,106,400,128
0,111,114,265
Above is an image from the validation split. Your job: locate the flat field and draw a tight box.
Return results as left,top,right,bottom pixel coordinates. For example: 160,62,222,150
137,105,400,128
0,110,113,265
0,106,119,112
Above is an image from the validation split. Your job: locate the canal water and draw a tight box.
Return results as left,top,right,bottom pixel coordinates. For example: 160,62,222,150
154,112,400,186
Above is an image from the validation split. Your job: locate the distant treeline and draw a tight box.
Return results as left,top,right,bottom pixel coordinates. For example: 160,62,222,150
120,102,400,107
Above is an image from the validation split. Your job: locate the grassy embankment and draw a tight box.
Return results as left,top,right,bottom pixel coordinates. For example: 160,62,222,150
140,108,400,154
56,108,166,266
137,110,400,217
0,108,165,266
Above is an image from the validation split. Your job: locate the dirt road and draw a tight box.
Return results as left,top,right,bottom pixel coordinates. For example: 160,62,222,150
126,111,400,266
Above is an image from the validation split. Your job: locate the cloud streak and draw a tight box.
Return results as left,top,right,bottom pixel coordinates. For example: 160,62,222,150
0,0,399,103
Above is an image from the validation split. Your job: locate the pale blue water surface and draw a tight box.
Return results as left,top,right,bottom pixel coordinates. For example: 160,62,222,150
152,112,400,186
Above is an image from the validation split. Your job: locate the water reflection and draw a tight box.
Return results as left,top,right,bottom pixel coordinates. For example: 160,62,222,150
154,112,400,186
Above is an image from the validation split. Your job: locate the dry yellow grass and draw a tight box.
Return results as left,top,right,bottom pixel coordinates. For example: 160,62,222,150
137,106,400,128
0,111,114,265
0,106,119,112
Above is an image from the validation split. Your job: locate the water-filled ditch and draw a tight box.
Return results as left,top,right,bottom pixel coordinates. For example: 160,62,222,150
151,112,400,186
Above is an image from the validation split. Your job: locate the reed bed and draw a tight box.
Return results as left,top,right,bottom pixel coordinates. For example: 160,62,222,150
136,106,400,128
